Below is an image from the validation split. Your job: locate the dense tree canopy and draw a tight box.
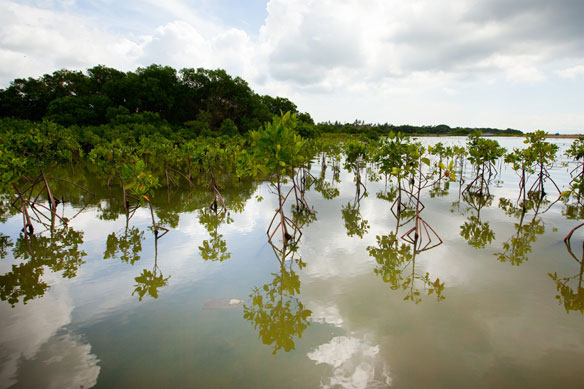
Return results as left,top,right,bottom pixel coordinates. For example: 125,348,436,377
0,64,522,138
0,65,307,134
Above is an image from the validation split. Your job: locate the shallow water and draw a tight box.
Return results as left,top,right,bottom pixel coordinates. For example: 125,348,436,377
1,137,583,388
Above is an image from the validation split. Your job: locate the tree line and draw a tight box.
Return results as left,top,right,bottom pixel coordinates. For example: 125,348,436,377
0,65,313,136
0,64,522,138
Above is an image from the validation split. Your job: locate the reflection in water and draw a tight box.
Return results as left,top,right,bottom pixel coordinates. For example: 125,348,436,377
342,173,369,238
0,283,100,389
307,336,391,389
2,137,584,386
311,150,341,200
104,226,144,265
0,234,13,259
0,226,86,306
198,207,232,262
341,202,369,239
549,237,584,314
429,180,450,198
243,242,311,354
368,160,447,303
133,231,170,301
496,196,545,265
244,174,313,354
368,232,445,303
13,333,100,389
459,191,495,249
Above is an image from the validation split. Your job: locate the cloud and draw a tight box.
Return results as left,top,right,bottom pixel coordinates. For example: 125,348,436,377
259,0,584,87
557,65,584,79
0,0,139,82
0,0,583,131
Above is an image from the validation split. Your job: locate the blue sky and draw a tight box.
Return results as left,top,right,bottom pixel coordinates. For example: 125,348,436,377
1,0,583,133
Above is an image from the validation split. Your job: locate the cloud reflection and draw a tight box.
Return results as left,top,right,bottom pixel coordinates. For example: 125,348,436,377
307,336,392,389
0,279,99,388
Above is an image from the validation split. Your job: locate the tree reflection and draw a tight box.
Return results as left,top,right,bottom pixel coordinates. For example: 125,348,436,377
243,242,311,354
459,191,495,249
104,226,144,265
0,226,86,306
341,174,369,238
341,202,369,238
310,150,341,200
133,231,169,301
0,233,13,259
495,196,545,265
244,175,313,354
198,207,232,262
549,239,584,314
368,231,445,304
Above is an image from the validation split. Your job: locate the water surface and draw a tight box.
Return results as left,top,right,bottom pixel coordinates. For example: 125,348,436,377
1,137,583,388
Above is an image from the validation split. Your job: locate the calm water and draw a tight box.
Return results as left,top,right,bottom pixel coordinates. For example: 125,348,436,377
1,137,583,388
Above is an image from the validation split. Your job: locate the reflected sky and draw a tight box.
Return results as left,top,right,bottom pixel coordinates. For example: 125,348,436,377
1,137,584,387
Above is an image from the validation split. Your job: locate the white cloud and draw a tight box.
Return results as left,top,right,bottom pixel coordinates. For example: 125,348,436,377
0,1,139,81
0,0,584,131
556,65,584,79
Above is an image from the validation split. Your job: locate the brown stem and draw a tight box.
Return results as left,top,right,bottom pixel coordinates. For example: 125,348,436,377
41,169,56,212
169,167,194,187
565,222,584,242
13,184,33,234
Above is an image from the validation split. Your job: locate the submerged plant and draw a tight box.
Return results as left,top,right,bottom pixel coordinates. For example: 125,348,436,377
464,130,506,196
250,112,311,245
523,130,560,200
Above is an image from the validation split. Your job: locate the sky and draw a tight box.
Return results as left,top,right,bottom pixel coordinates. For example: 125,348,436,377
0,0,583,133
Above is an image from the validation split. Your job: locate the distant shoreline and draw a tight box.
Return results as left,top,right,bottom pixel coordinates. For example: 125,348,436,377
412,133,582,139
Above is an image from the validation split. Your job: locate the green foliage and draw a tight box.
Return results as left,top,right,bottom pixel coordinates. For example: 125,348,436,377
0,65,300,134
564,136,584,202
89,138,136,180
466,131,506,166
374,132,422,182
343,138,368,173
505,147,535,174
524,130,558,166
44,95,112,126
123,159,160,204
219,118,238,137
250,112,308,179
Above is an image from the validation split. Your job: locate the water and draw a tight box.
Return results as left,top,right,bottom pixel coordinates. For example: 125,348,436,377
1,137,583,388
